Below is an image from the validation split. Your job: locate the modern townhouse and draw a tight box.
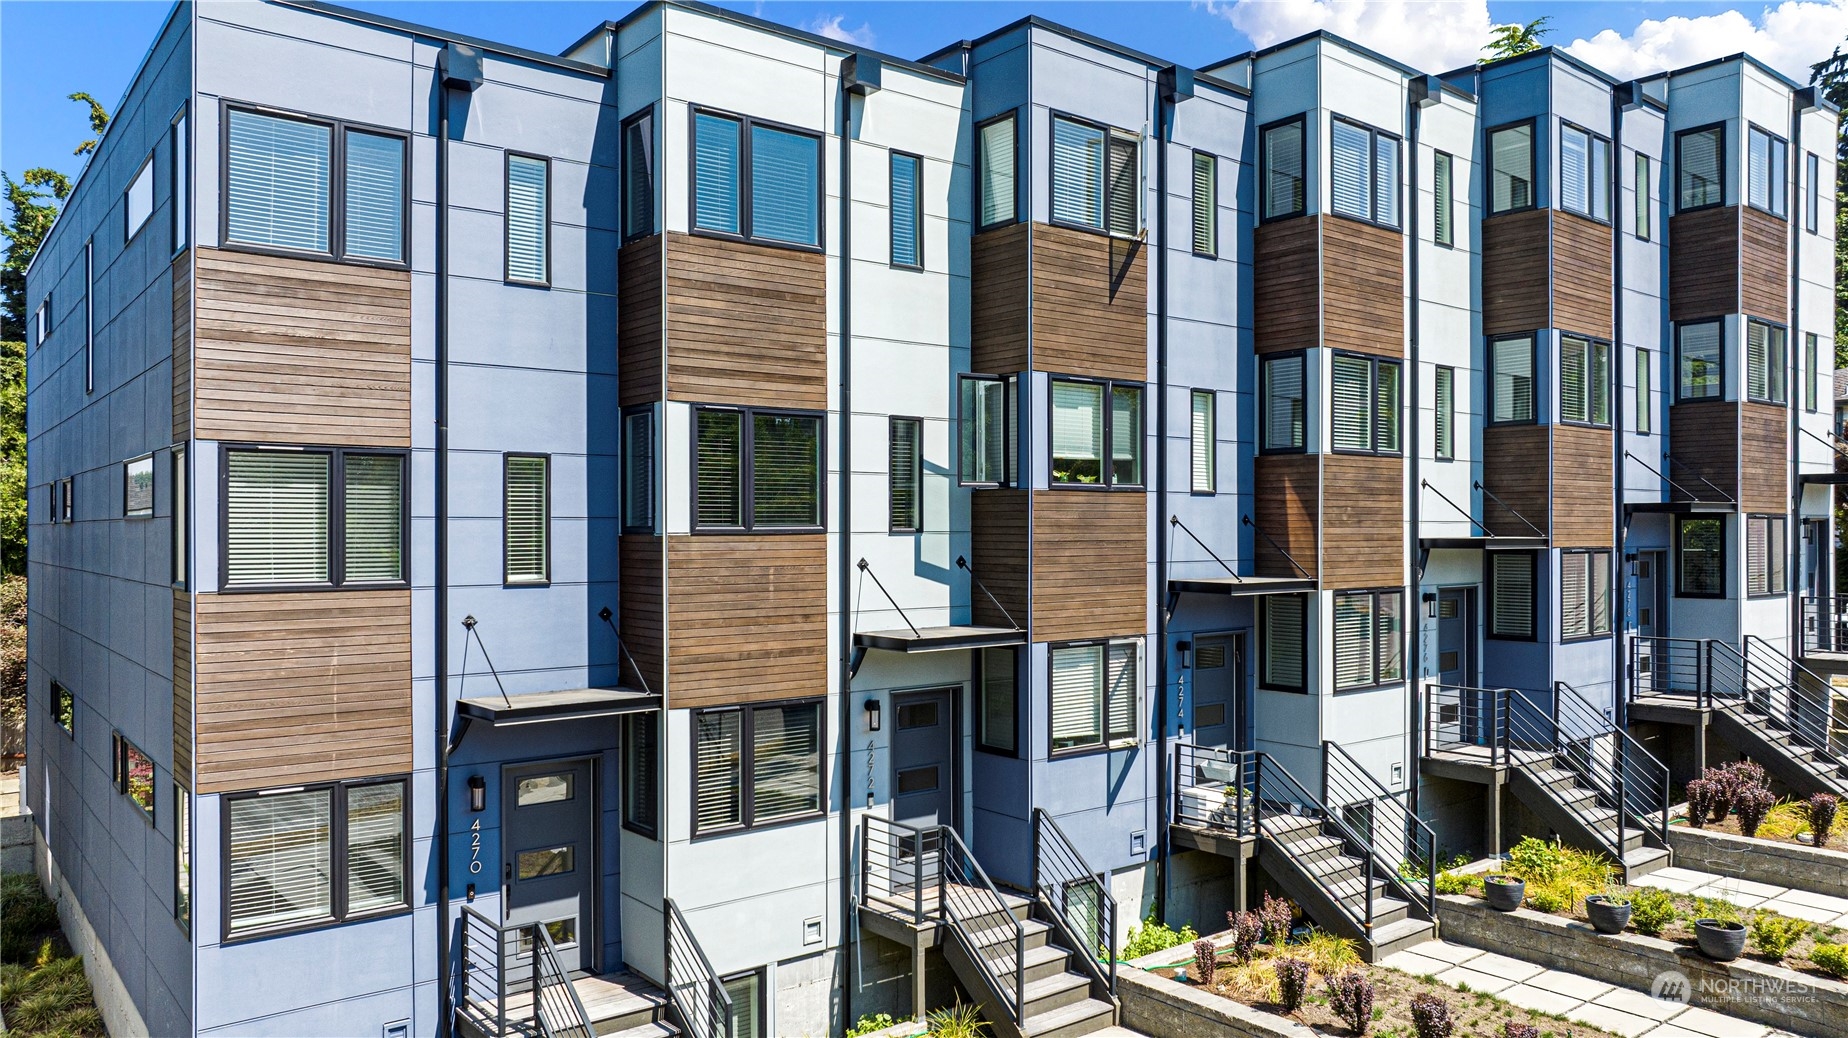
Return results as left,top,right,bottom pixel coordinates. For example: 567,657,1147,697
18,3,1841,1038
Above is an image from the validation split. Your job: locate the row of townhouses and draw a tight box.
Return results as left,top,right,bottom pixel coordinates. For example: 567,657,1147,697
21,1,1845,1036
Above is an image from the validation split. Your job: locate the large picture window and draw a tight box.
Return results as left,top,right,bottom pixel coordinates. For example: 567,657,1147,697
1677,517,1725,598
1261,354,1307,452
1676,320,1722,401
223,447,406,590
224,778,408,940
1050,115,1138,237
692,700,823,835
1330,354,1400,454
1745,319,1787,404
694,407,824,531
224,108,407,265
691,109,821,248
978,646,1018,755
1329,117,1399,227
1560,550,1612,640
1677,124,1724,212
978,113,1017,229
1050,378,1142,487
1489,121,1535,214
1746,515,1787,597
1049,641,1138,755
1491,336,1535,423
1747,125,1788,218
1333,590,1403,690
1489,553,1536,640
1262,116,1306,220
1559,124,1611,222
1260,596,1307,692
1559,336,1610,426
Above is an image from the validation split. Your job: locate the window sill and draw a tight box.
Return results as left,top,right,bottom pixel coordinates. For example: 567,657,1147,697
975,742,1019,758
1257,683,1307,694
1335,679,1405,695
690,526,826,536
504,579,552,588
1487,204,1539,218
1560,633,1614,644
1328,447,1403,458
1485,418,1539,428
1049,738,1139,761
1744,203,1788,222
1676,202,1726,215
217,239,409,272
505,276,551,289
1049,481,1144,491
1257,446,1309,456
1258,211,1309,225
688,227,823,255
691,810,826,841
1673,591,1727,600
1558,207,1612,227
1325,211,1401,233
1486,633,1538,642
620,820,659,841
223,905,411,946
1558,419,1613,431
1745,591,1788,600
1745,396,1789,407
218,581,410,594
1046,217,1139,241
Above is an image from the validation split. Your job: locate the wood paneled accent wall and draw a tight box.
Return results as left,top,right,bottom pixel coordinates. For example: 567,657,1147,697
662,233,827,410
1669,208,1741,321
1254,454,1319,579
1740,207,1790,323
1739,402,1789,513
1030,491,1147,642
1481,210,1550,335
1551,425,1614,547
970,491,1029,629
1483,424,1551,536
171,252,191,442
172,591,191,789
972,224,1031,374
663,535,826,708
618,236,664,406
619,536,664,695
192,248,411,447
1552,212,1614,339
1667,400,1740,502
1321,217,1405,358
1320,455,1405,586
1029,223,1148,381
192,590,412,793
1254,217,1320,352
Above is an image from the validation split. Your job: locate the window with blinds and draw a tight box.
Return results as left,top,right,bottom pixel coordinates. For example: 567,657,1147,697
1678,125,1724,211
1746,516,1787,596
225,109,405,264
1261,596,1307,692
1434,366,1455,459
1111,385,1142,485
1636,348,1652,433
694,710,744,833
1191,390,1215,493
979,114,1017,228
226,779,408,939
1051,116,1138,237
1677,320,1722,401
1333,590,1403,690
692,407,823,531
1561,551,1612,639
979,647,1018,754
693,112,742,235
1747,125,1787,218
1559,337,1610,425
1261,354,1307,451
1331,354,1401,454
1679,517,1725,597
1635,152,1651,241
696,409,743,527
1806,152,1820,233
623,109,655,241
504,455,549,584
345,131,405,262
623,713,659,838
226,450,331,587
891,152,923,268
751,125,821,246
889,417,922,532
1491,337,1535,423
126,157,153,241
692,700,822,834
506,154,549,283
343,454,403,583
1489,554,1536,639
1330,118,1390,224
1806,334,1820,412
345,782,406,915
1263,117,1306,220
1559,124,1611,222
1192,152,1216,254
1490,122,1534,214
1050,379,1142,487
1049,642,1137,754
1745,319,1787,404
725,973,762,1038
1433,151,1454,246
172,445,188,587
959,375,1012,486
623,408,653,532
171,110,189,252
1105,134,1138,236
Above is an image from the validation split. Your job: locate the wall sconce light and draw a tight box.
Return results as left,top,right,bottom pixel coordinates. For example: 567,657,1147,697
864,698,882,732
1176,641,1192,669
468,775,486,813
1422,591,1438,618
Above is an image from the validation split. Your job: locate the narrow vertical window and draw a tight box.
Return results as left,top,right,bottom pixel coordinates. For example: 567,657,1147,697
1191,151,1216,255
1260,596,1307,692
888,417,922,532
1490,122,1534,213
622,713,659,838
343,455,404,583
506,154,549,284
34,297,49,348
1489,554,1536,639
1806,152,1821,234
1261,354,1307,451
1635,348,1652,434
174,783,190,930
693,112,743,235
1806,333,1820,413
1677,320,1723,401
1432,151,1453,246
504,454,550,585
1747,126,1788,218
1559,125,1610,222
171,109,189,252
623,408,653,532
1051,116,1106,230
1746,515,1788,596
890,152,923,268
978,647,1018,754
126,157,154,241
1634,152,1651,241
1104,133,1139,237
1560,337,1610,426
84,240,93,394
1434,366,1454,459
960,375,1012,486
1190,390,1215,493
1745,319,1787,404
978,114,1016,228
1677,125,1724,211
1262,117,1306,220
1491,336,1535,423
1330,119,1372,223
696,409,743,527
172,445,188,586
622,109,655,241
344,130,406,262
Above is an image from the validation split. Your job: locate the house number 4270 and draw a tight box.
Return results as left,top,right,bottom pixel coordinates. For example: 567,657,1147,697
470,819,483,874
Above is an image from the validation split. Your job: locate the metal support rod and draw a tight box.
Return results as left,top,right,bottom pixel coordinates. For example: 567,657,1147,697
1420,479,1495,535
855,558,922,637
1621,450,1724,504
956,555,1022,630
1169,514,1239,578
1472,480,1548,538
1240,514,1313,579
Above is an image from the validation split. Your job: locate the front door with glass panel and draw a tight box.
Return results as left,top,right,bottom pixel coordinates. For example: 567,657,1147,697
1436,589,1484,744
891,689,955,830
503,758,596,974
1191,636,1237,751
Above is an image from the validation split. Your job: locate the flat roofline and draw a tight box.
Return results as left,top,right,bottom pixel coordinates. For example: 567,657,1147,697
594,0,964,84
1210,29,1475,102
919,15,1249,97
277,1,611,75
1477,45,1622,88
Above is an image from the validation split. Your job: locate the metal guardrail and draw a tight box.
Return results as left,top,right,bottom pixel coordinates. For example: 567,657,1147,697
1032,808,1117,996
665,897,734,1038
1743,636,1845,769
1322,741,1437,918
1798,595,1848,655
1170,743,1258,836
1553,681,1671,849
1633,635,1845,770
458,904,595,1038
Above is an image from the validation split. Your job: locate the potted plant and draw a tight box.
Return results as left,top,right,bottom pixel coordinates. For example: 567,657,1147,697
1484,874,1525,911
1584,892,1632,934
1695,918,1748,961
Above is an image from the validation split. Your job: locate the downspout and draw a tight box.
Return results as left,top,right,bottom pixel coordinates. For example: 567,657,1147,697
1789,93,1805,652
835,56,862,1035
1406,79,1430,814
1613,89,1628,729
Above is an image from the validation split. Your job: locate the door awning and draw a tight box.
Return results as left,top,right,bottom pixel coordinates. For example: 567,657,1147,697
457,687,661,727
853,626,1028,653
1167,576,1316,597
1418,536,1550,550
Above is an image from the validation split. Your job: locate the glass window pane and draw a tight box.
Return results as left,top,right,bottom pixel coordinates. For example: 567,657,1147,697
1192,152,1216,253
889,418,921,531
1105,643,1137,743
346,782,406,913
1561,125,1590,216
1050,645,1103,750
1191,390,1215,492
623,410,653,530
1678,322,1721,400
1591,136,1611,222
1373,133,1399,226
504,456,548,583
1376,361,1401,452
1491,124,1533,213
1636,348,1652,433
1491,554,1534,638
694,113,741,234
226,451,330,586
1105,135,1139,236
1263,597,1306,690
1561,338,1588,423
980,647,1017,752
750,702,821,821
695,710,743,832
1330,121,1372,220
344,455,403,583
960,377,1008,485
1635,152,1651,239
980,116,1016,226
518,774,573,805
1051,117,1106,229
506,155,548,281
1263,355,1306,450
517,845,575,880
226,110,331,251
624,113,655,239
1051,381,1104,484
344,131,404,261
1110,385,1142,485
1264,120,1305,219
1493,338,1534,422
1333,593,1374,689
726,974,761,1038
1433,152,1453,245
1679,127,1722,210
751,413,821,527
696,410,743,527
228,789,332,934
1680,518,1724,595
125,455,154,517
891,153,921,267
623,714,659,835
750,126,819,246
1434,366,1454,458
1377,593,1403,681
1589,341,1610,425
126,160,154,239
1331,355,1373,451
1562,553,1591,638
125,743,154,820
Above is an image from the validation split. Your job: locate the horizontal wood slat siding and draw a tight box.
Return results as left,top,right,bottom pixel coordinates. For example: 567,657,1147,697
665,534,826,708
172,252,190,442
664,233,826,410
1483,424,1551,538
970,490,1029,629
1551,425,1614,547
1669,208,1740,321
620,535,664,696
1667,400,1739,503
619,236,664,406
1029,223,1148,382
1254,217,1319,353
1739,401,1788,513
193,590,411,793
1320,454,1404,586
1254,454,1318,579
972,223,1031,374
1740,207,1789,323
173,590,191,789
1482,210,1550,336
192,248,411,447
1030,491,1147,642
1552,212,1614,340
1321,216,1404,358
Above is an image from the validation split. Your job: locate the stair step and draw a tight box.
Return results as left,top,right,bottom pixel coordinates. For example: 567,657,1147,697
1022,996,1115,1038
1367,917,1438,962
601,1024,680,1038
1021,970,1094,1017
965,916,1051,953
989,941,1073,985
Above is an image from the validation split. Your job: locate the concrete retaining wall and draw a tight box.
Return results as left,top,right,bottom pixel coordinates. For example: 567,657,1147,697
1666,825,1848,900
1436,894,1847,1038
1118,964,1315,1038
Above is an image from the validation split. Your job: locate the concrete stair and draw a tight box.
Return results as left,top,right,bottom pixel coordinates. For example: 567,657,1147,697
1255,814,1435,963
940,888,1118,1038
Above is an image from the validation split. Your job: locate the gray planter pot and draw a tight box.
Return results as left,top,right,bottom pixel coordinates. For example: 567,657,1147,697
1484,875,1525,912
1585,895,1632,934
1695,919,1747,961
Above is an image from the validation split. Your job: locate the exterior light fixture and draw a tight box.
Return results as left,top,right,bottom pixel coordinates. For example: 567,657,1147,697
468,775,486,813
864,698,881,732
1176,641,1192,669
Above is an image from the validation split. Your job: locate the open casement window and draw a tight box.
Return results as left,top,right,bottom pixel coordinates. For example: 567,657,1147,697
1677,517,1725,597
959,375,1014,486
888,417,922,532
1260,596,1307,692
1677,125,1724,212
1190,390,1216,493
978,114,1017,228
1745,320,1787,404
622,408,654,532
621,713,659,838
691,700,823,835
1677,320,1723,401
123,740,155,822
1746,515,1787,597
693,407,823,531
1635,152,1652,241
1332,590,1403,690
978,646,1018,755
224,778,408,940
1050,116,1139,237
1050,379,1142,487
1261,354,1307,452
1559,337,1610,426
224,448,405,590
173,446,189,586
505,154,549,284
1559,124,1611,222
622,109,655,241
1433,151,1454,246
1330,354,1400,454
1191,151,1217,254
224,108,407,265
1329,118,1399,227
1262,117,1306,220
1747,126,1788,218
174,783,190,930
1489,122,1534,214
1561,551,1613,640
1490,337,1535,423
1049,642,1139,755
1636,348,1652,433
1489,553,1536,639
1434,366,1455,459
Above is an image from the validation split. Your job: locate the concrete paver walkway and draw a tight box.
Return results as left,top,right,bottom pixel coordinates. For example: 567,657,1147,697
1637,866,1848,927
1379,940,1793,1038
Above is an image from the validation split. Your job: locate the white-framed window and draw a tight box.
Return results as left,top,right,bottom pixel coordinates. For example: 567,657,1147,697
1262,116,1306,220
126,156,154,241
1260,353,1307,452
1191,151,1216,255
959,374,1014,486
1746,515,1787,597
1049,641,1139,755
978,113,1017,229
1050,115,1139,237
1330,353,1401,454
1559,123,1611,222
692,699,824,834
224,778,408,940
1489,553,1536,639
1329,117,1399,227
504,454,550,584
1747,125,1788,218
1434,365,1455,459
1333,589,1403,690
1745,319,1788,404
1050,378,1143,487
505,153,549,284
1190,389,1215,493
1489,121,1534,214
1560,550,1612,640
1260,596,1307,692
1491,336,1535,423
1559,336,1610,426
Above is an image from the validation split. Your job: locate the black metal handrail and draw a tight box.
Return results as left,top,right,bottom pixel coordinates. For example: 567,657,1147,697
1321,741,1436,918
1500,686,1626,862
666,897,734,1038
1630,636,1708,705
458,904,595,1038
1554,681,1671,848
1033,808,1118,996
1170,743,1258,835
1424,684,1507,766
938,823,1028,1028
1742,636,1846,770
1251,753,1385,935
1799,594,1848,655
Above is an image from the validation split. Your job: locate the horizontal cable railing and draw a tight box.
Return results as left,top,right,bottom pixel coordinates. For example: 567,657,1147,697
1424,684,1506,765
1502,685,1626,861
1321,740,1436,918
1742,636,1846,768
1033,808,1118,996
1251,753,1387,934
1554,680,1671,848
938,824,1027,1028
1630,637,1708,705
1798,595,1848,655
861,814,941,925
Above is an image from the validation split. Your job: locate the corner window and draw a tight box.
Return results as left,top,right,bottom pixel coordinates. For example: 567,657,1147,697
1330,354,1400,454
1190,390,1215,493
1561,550,1612,640
890,152,923,268
1433,151,1454,246
1050,378,1142,487
622,408,654,533
1677,124,1724,212
1191,151,1217,255
504,454,550,585
505,153,550,284
959,375,1015,487
1049,641,1138,755
622,713,659,839
1634,152,1651,241
223,447,406,590
1260,354,1307,452
1261,116,1306,221
224,108,407,264
1747,126,1788,218
174,783,190,930
1745,320,1787,405
51,680,73,735
1329,118,1399,227
1050,115,1138,237
1559,124,1611,222
1677,320,1723,401
1260,596,1307,692
978,646,1018,755
174,446,188,587
224,778,408,940
1559,337,1610,426
694,407,823,531
1806,152,1821,234
1434,366,1455,459
1489,121,1535,214
1489,553,1536,639
691,110,821,249
124,740,155,823
1806,333,1820,413
171,109,189,253
889,417,922,532
33,296,49,348
1333,589,1403,690
1746,515,1787,597
1677,517,1725,597
124,454,155,518
622,109,655,241
126,156,154,241
692,699,823,834
978,113,1017,229
1490,336,1536,423
1635,348,1652,434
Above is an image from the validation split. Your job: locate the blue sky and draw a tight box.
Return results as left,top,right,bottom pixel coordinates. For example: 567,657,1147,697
5,1,1845,196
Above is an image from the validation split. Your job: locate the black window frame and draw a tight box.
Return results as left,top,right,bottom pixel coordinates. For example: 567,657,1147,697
1487,552,1538,641
1434,364,1456,460
217,101,411,270
889,149,925,270
171,104,190,258
1047,110,1140,239
172,445,189,587
690,698,827,837
621,106,656,243
1259,114,1308,223
1331,588,1405,692
690,405,826,533
957,373,1016,488
1327,115,1401,229
1258,595,1308,693
1327,352,1402,456
174,780,190,932
1745,123,1788,219
220,775,413,943
1746,514,1787,598
1191,149,1218,257
124,452,156,519
686,106,825,253
1559,549,1613,642
621,406,655,534
84,239,93,394
621,711,659,839
1806,151,1821,235
1676,319,1725,402
1676,516,1726,599
1259,351,1309,454
1634,151,1652,241
1676,122,1727,214
1046,639,1140,759
125,152,155,244
33,294,49,349
218,445,411,593
977,645,1019,757
1558,335,1612,428
1433,150,1455,247
50,680,73,736
121,737,157,825
1557,121,1612,224
1488,334,1538,426
503,150,553,287
1487,118,1538,216
502,452,552,587
1744,318,1788,405
1047,375,1145,489
888,416,923,533
59,477,73,523
975,111,1020,232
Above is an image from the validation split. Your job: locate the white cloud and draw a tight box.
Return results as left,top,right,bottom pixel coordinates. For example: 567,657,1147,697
803,14,876,49
1563,1,1848,82
1200,0,1496,74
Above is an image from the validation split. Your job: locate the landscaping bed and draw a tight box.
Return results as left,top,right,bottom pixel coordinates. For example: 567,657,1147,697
0,873,103,1037
1664,823,1848,901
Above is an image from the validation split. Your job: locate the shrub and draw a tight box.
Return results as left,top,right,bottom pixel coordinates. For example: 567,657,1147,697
848,1014,898,1037
1808,793,1840,848
1409,992,1454,1038
1685,778,1715,828
1750,912,1811,959
1736,784,1777,838
0,875,59,964
1628,887,1679,936
1121,915,1199,960
925,1002,988,1038
1324,968,1375,1035
1273,957,1311,1012
1259,892,1295,945
1524,879,1574,914
1507,836,1569,883
1693,896,1742,926
1296,928,1361,975
1190,938,1218,985
1434,870,1478,895
1810,942,1848,978
1225,910,1262,963
1501,1025,1540,1038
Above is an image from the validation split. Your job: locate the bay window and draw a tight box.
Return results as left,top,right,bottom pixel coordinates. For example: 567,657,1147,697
1049,641,1138,755
1333,590,1403,690
1329,117,1399,227
692,699,823,834
1559,336,1610,426
1330,354,1400,454
1561,550,1612,640
223,447,406,590
1050,378,1142,487
1490,121,1535,214
1676,320,1722,401
225,778,408,940
693,407,824,530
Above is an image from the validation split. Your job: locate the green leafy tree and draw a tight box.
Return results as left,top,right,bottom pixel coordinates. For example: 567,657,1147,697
68,91,111,157
1811,46,1848,363
1,339,21,576
1483,18,1551,62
